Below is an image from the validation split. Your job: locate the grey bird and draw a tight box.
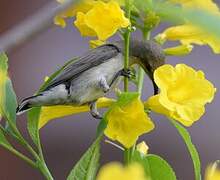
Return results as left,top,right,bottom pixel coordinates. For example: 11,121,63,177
16,39,165,119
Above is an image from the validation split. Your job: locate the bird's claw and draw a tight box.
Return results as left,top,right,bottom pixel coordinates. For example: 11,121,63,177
121,69,136,79
91,112,103,120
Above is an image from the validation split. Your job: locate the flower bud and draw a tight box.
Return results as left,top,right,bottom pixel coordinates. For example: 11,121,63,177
136,141,149,155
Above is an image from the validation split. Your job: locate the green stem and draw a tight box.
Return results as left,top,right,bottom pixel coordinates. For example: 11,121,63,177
123,0,132,92
122,0,133,165
0,143,37,168
37,133,53,180
4,121,53,179
20,138,53,180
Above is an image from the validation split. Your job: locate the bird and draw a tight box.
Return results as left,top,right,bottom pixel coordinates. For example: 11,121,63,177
16,39,165,119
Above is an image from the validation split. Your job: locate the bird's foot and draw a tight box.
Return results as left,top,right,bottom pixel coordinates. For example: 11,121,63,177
91,111,103,120
121,68,136,79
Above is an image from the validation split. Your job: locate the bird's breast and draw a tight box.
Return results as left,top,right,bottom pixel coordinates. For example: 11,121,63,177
70,54,124,104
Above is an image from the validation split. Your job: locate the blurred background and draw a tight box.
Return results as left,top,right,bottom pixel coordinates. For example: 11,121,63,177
0,0,220,179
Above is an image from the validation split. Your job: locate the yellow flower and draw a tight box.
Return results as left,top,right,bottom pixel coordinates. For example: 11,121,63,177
160,25,220,54
145,64,216,127
0,53,8,116
75,1,130,40
159,0,220,53
205,162,220,180
163,44,193,56
54,0,97,27
74,12,97,37
54,0,125,28
39,97,115,129
89,39,106,48
104,93,154,148
136,141,149,155
97,162,147,180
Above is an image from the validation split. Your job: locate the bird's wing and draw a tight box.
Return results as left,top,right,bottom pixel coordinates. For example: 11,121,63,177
43,44,121,90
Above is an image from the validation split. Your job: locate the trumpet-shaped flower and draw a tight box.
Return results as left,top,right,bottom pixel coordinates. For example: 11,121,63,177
145,64,216,127
159,0,220,53
38,97,115,129
0,53,8,117
89,39,106,48
104,93,154,148
205,163,220,180
74,1,130,40
54,0,96,27
97,162,147,180
159,25,220,54
74,12,97,37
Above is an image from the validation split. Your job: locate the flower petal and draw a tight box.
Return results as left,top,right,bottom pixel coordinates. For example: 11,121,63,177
39,97,115,129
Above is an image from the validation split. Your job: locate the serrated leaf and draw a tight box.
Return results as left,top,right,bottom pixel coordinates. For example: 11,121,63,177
131,151,176,180
27,107,41,146
170,120,201,180
67,135,102,180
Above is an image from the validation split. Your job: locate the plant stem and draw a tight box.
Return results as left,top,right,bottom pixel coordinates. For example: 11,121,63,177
123,0,134,165
123,0,132,92
4,121,53,179
0,143,37,168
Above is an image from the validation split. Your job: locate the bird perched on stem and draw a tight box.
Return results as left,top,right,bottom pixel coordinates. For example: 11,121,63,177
17,39,165,119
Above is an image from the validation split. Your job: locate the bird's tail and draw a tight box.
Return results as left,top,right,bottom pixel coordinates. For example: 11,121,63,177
16,95,39,115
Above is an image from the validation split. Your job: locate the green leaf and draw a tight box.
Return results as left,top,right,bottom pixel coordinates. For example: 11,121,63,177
116,92,139,107
155,2,220,38
96,118,107,137
0,53,18,134
170,120,201,180
131,151,176,180
27,107,41,146
67,135,102,180
134,0,153,13
147,154,176,180
131,150,151,176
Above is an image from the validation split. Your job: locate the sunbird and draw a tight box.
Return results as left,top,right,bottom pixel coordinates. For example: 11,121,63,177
17,39,165,119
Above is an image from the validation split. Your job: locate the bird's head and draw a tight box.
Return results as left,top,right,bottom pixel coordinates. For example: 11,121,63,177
115,39,166,94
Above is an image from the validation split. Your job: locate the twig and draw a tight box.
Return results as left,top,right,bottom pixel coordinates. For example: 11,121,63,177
0,0,78,52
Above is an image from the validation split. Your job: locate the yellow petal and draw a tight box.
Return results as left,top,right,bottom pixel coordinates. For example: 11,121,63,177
205,163,220,180
97,162,147,180
38,97,115,129
54,16,67,28
104,96,154,148
89,39,106,48
74,12,97,37
54,0,97,27
147,64,216,126
161,24,220,54
85,1,130,40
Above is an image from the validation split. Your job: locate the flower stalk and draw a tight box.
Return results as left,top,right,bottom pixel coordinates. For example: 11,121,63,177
123,0,132,92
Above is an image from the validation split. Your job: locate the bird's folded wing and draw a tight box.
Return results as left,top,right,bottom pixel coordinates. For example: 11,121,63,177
43,44,121,90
